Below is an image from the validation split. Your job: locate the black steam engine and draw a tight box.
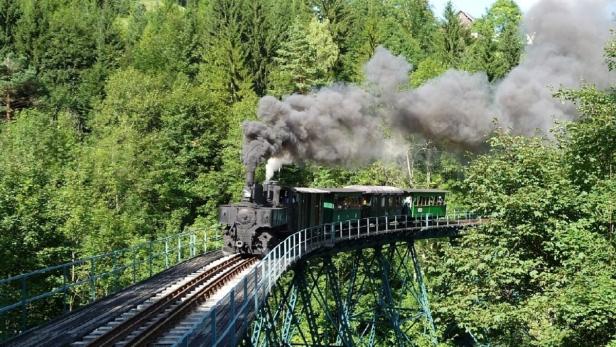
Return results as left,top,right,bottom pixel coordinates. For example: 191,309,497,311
219,169,449,256
219,170,289,255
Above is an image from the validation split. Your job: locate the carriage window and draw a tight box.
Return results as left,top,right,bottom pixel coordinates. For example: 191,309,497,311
381,197,385,207
335,196,362,209
335,196,344,209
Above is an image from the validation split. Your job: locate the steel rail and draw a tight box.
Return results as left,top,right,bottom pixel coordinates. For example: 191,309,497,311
86,255,244,347
128,256,258,347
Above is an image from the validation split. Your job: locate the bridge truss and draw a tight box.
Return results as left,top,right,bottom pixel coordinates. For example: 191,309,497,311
249,241,437,346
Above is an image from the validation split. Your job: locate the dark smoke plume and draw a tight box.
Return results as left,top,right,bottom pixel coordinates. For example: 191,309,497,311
242,84,399,177
243,0,615,176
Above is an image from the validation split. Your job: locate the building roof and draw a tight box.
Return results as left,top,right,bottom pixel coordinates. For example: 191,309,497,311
344,185,406,194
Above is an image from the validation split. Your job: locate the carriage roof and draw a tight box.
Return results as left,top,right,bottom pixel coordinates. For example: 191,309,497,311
404,188,448,194
292,187,362,194
344,185,406,194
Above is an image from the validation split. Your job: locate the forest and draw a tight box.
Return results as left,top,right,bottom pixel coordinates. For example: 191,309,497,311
0,0,614,345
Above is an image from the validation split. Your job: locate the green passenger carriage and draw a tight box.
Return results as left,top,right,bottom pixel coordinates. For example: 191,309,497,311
291,188,363,231
406,189,448,218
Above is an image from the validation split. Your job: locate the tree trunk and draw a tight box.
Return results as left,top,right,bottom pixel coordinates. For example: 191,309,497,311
406,149,414,187
5,92,11,121
425,148,432,186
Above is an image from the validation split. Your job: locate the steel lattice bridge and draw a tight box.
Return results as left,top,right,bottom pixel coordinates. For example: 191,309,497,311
1,213,482,346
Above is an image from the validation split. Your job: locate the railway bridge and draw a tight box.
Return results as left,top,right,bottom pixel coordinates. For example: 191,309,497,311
1,213,481,346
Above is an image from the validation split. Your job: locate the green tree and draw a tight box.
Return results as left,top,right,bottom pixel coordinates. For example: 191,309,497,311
484,0,522,32
462,0,522,79
558,87,616,190
0,53,40,120
242,0,276,96
311,0,355,78
438,1,470,68
0,0,21,53
410,56,447,87
344,0,428,81
0,110,78,277
431,132,616,345
132,1,195,77
497,19,522,75
269,17,338,95
393,0,438,56
12,0,124,121
197,0,254,102
461,20,507,80
607,30,616,70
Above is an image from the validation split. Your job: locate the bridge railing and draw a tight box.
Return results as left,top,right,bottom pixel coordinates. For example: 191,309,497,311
0,228,222,342
177,212,481,346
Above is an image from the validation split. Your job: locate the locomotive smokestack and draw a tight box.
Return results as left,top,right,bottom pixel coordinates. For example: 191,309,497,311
242,168,255,202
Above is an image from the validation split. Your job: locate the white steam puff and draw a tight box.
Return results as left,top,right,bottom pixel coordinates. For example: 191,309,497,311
266,156,292,181
243,0,614,171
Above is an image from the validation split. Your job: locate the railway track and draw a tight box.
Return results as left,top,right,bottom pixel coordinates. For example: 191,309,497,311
79,255,258,347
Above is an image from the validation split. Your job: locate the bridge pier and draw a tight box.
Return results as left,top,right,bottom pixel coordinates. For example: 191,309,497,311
246,241,437,346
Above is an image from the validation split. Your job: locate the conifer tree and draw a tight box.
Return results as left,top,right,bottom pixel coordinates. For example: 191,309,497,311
393,0,438,58
497,20,522,76
0,0,21,54
311,0,354,78
463,0,521,79
461,20,506,80
439,1,470,68
243,0,274,96
269,17,338,95
269,19,315,95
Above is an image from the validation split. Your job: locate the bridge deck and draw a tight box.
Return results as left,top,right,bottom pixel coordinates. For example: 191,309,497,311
6,250,224,347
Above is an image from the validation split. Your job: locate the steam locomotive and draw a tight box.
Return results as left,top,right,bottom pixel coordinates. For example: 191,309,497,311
219,170,447,256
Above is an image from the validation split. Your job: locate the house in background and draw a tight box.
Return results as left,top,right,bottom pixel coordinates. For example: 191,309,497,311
457,10,474,27
457,10,478,38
